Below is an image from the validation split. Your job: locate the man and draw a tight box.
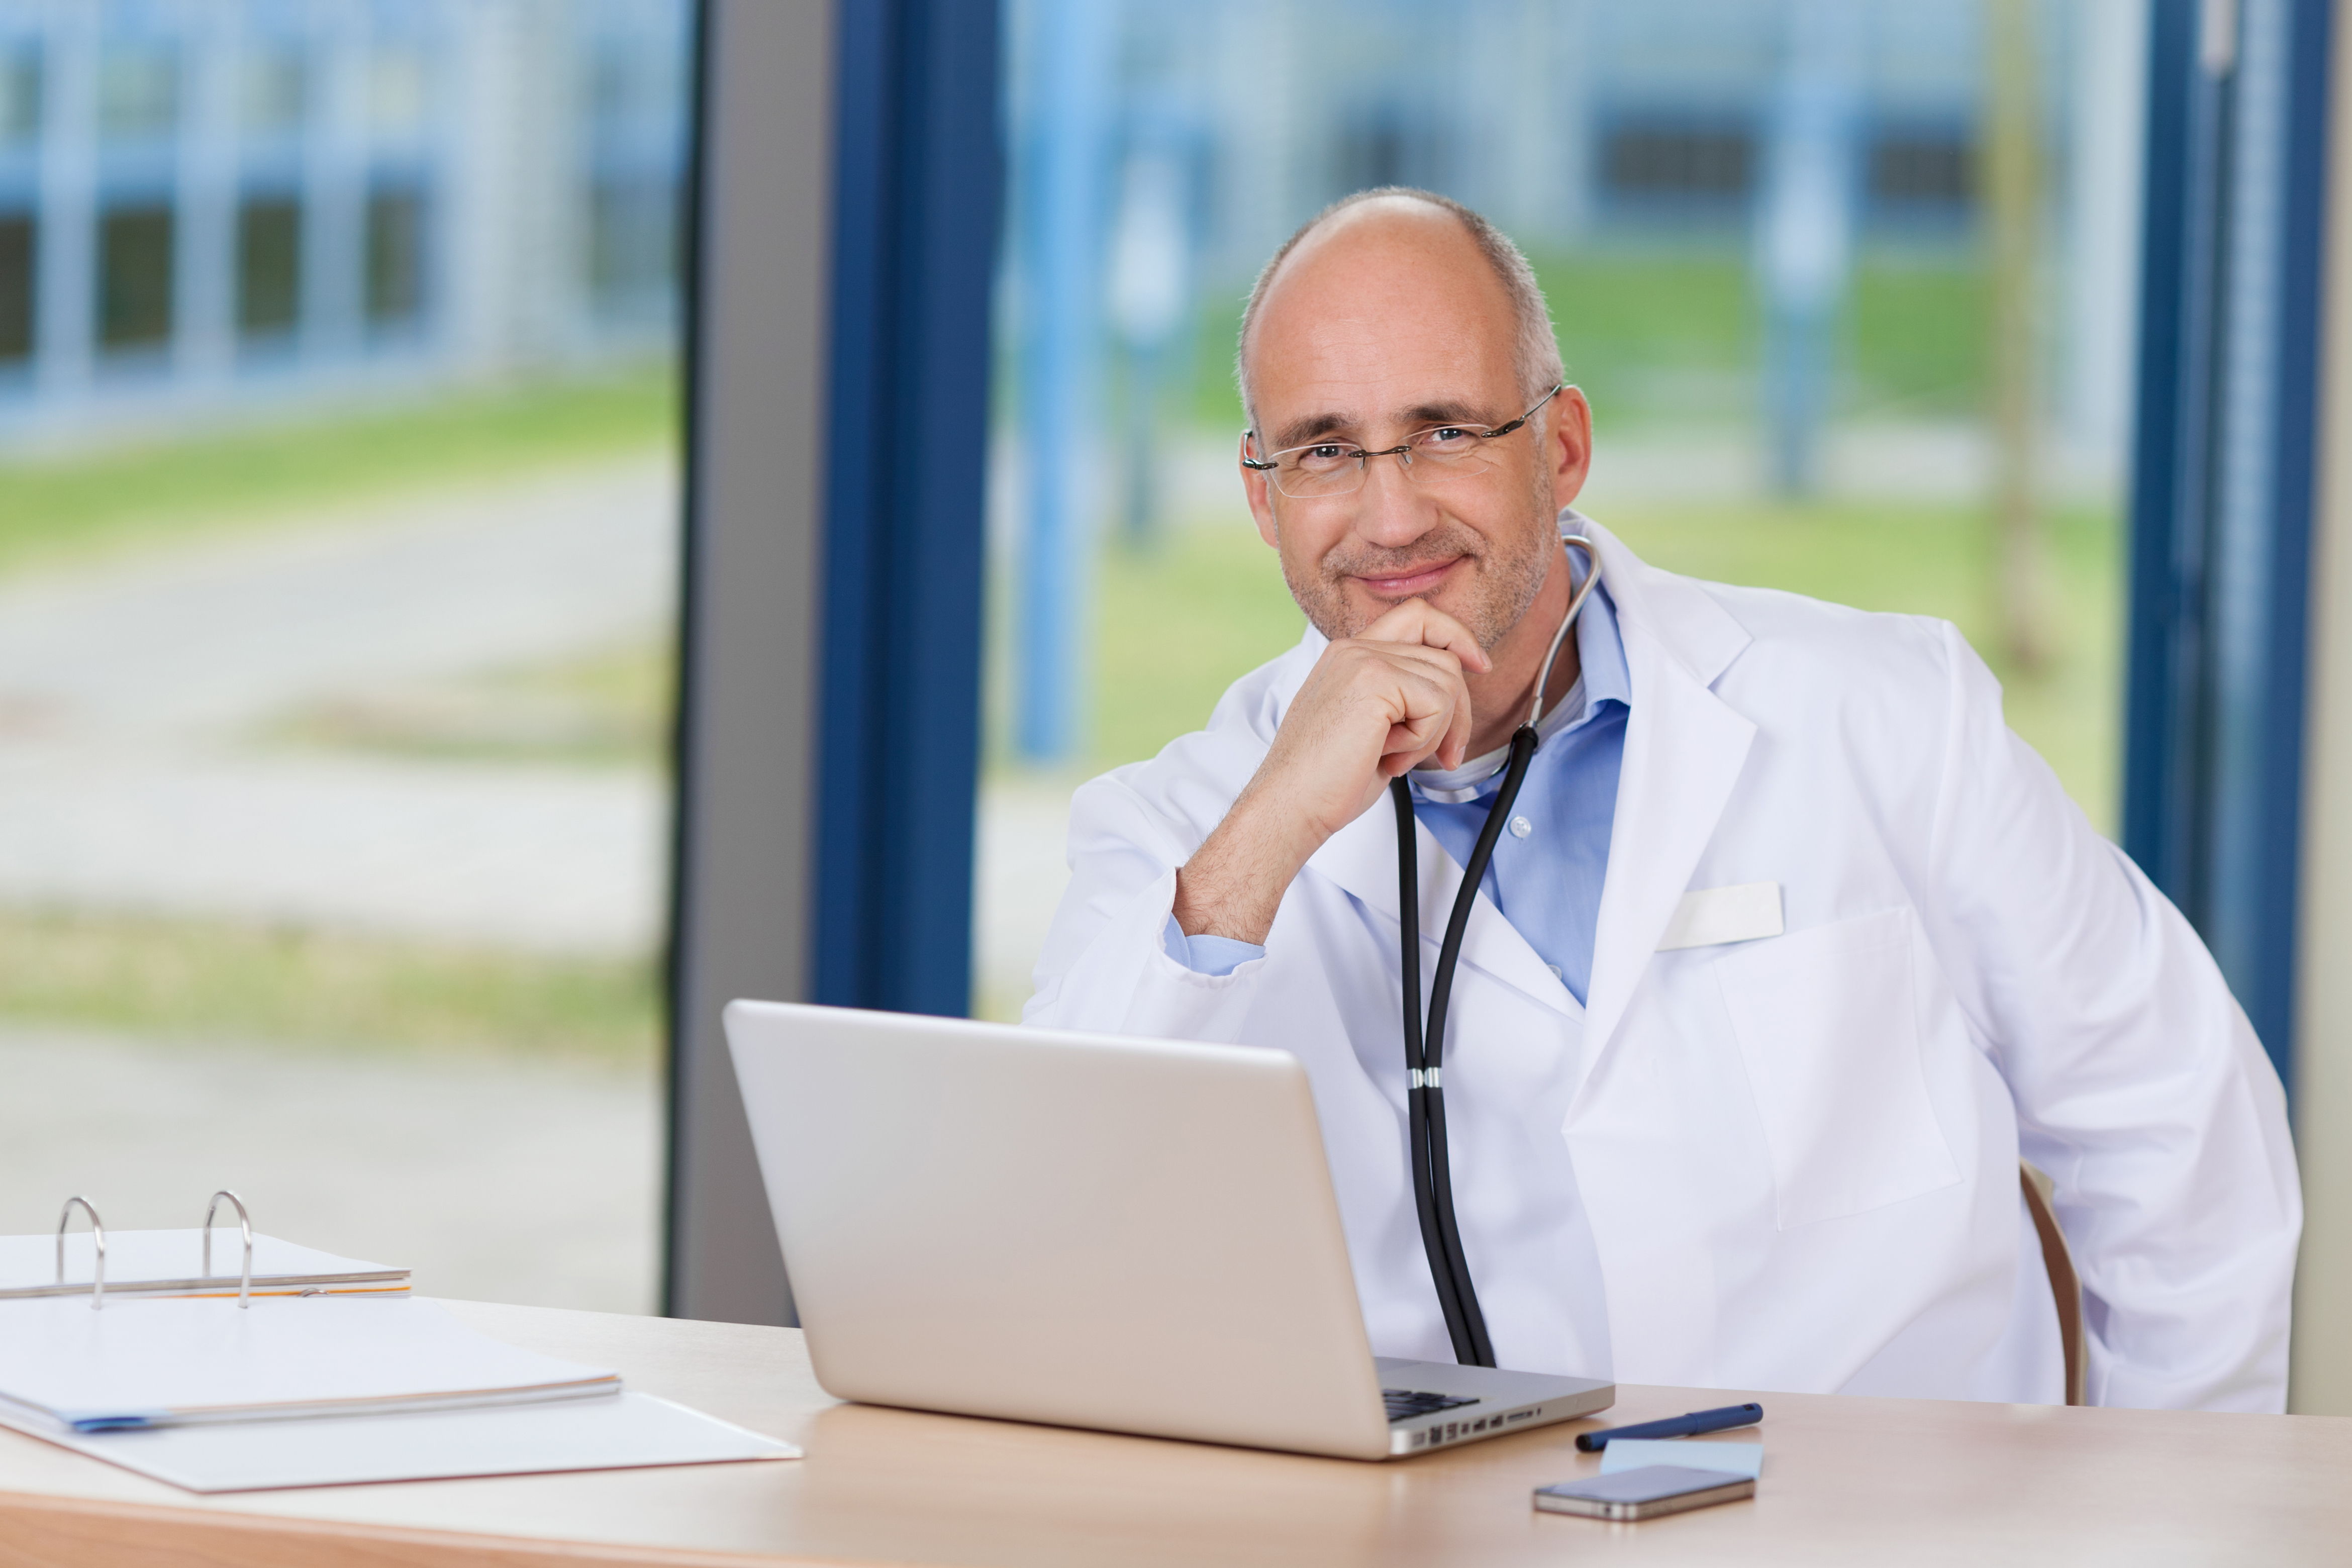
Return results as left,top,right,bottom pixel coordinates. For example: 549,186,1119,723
1024,188,2299,1409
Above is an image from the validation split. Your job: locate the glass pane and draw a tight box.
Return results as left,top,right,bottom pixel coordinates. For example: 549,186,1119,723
0,1,694,1315
982,0,2141,1018
0,214,29,362
98,204,173,349
240,51,308,136
364,184,425,327
0,48,38,147
236,196,301,337
99,45,177,142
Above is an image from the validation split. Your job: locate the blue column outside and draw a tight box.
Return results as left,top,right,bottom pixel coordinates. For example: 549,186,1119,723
1754,0,1862,497
1012,0,1112,764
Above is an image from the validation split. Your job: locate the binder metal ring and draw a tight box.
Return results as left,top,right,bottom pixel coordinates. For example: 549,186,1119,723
203,1190,255,1309
56,1195,105,1311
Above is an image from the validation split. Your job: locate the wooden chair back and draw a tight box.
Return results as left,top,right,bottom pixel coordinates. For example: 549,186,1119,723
2020,1161,2085,1406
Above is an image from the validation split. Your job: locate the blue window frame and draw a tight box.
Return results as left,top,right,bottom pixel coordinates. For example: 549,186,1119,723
2123,0,2334,1096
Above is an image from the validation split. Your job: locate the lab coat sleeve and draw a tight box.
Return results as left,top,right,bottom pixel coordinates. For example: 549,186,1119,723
1920,621,2301,1412
1021,770,1271,1043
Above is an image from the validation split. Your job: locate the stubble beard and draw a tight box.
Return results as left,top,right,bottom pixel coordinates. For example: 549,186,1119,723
1283,457,1558,652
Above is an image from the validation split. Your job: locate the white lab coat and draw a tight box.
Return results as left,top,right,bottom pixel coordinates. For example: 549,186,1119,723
1024,522,2300,1411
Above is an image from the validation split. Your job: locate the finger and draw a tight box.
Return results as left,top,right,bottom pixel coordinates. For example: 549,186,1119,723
1382,716,1440,766
1440,653,1476,768
1378,669,1468,772
1355,599,1493,673
1377,654,1474,771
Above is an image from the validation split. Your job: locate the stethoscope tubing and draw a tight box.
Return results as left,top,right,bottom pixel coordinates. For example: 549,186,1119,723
1394,535,1601,1368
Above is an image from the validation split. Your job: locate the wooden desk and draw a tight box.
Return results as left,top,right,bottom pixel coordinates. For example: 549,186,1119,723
1,1299,2346,1566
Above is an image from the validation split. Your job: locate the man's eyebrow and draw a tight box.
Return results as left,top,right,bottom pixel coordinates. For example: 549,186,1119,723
1270,411,1356,449
1399,399,1500,428
1268,399,1500,450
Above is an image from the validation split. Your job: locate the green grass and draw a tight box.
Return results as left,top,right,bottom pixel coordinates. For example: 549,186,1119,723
1048,499,2121,834
1538,252,1757,420
1090,524,1303,770
1187,249,1988,431
1606,499,2122,832
0,910,660,1067
0,365,679,577
1847,261,1988,415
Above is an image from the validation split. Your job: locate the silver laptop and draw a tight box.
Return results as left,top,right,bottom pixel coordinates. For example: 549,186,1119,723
724,1001,1613,1461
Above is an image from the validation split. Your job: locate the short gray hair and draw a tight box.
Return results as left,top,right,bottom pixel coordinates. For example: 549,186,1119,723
1234,187,1564,437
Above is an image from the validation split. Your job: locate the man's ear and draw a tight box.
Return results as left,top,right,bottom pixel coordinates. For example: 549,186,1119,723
1240,432,1281,548
1549,387,1594,508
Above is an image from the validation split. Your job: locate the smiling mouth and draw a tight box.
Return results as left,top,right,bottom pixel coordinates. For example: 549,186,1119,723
1354,558,1462,597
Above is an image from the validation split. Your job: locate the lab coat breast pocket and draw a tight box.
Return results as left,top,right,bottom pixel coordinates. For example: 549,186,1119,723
1711,907,1961,1230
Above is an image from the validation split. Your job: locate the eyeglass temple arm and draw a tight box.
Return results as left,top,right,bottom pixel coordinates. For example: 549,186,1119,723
1481,382,1566,442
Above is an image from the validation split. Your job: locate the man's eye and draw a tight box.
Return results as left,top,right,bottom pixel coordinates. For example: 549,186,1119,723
1293,445,1355,469
1420,427,1476,447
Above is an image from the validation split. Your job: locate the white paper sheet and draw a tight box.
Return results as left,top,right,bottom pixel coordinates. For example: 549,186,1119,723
0,1390,800,1492
0,1295,616,1428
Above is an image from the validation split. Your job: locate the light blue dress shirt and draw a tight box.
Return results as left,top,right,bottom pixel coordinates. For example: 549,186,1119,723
1165,565,1630,1001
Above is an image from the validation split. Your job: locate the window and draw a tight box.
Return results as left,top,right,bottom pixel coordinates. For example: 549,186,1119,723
0,212,31,362
591,40,674,124
98,46,177,142
237,195,302,337
98,204,173,350
365,186,425,328
367,48,428,139
589,176,676,315
0,48,38,147
1868,128,1975,211
240,50,308,137
1601,120,1756,205
1333,103,1446,198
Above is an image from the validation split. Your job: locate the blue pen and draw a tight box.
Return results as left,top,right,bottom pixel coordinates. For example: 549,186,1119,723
1575,1401,1763,1451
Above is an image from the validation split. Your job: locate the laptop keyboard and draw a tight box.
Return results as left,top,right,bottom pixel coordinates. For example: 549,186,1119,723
1383,1388,1481,1423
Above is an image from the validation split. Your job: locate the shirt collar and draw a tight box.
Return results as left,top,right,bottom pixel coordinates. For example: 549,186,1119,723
1409,519,1630,802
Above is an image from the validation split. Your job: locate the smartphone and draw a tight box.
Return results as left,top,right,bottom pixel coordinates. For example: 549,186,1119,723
1533,1464,1756,1521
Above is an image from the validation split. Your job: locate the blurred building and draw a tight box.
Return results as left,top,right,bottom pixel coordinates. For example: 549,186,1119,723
1140,1,2017,270
1079,0,2134,449
0,0,688,444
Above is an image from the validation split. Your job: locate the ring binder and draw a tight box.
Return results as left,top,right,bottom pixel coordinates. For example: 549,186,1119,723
9,1194,408,1305
56,1197,105,1311
202,1191,254,1309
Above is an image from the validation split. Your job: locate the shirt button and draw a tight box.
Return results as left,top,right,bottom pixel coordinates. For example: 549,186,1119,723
1546,963,1564,982
1509,815,1533,838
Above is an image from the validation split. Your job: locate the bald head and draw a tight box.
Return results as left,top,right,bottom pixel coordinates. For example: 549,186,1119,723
1235,188,1563,438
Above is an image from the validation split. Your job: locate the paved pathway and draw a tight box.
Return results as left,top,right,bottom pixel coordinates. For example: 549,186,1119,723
0,457,675,952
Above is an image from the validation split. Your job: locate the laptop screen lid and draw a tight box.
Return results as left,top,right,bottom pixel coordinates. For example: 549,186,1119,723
725,1001,1396,1459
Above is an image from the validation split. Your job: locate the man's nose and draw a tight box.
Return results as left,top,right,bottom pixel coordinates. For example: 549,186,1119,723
1350,449,1439,547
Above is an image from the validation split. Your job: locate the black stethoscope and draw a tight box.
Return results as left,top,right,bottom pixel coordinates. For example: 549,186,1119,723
1389,534,1601,1367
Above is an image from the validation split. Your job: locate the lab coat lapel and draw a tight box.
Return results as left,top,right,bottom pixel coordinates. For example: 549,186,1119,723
1307,796,1578,1017
1576,525,1757,1087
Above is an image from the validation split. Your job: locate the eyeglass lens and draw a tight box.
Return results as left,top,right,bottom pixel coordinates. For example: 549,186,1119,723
1269,432,1499,499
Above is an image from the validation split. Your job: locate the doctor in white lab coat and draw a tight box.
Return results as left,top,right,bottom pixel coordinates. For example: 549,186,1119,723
1023,189,2299,1409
